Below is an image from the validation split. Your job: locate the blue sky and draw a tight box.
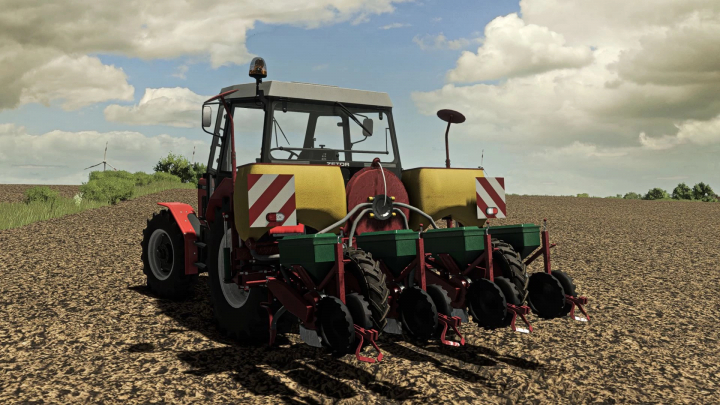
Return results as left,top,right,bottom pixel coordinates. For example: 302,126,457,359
1,0,719,196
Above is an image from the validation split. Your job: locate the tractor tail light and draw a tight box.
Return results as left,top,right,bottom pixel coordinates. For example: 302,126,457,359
486,207,498,216
266,212,286,223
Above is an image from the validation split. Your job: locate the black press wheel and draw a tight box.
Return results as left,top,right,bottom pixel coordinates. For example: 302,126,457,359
317,296,355,354
467,278,507,329
426,284,454,338
551,270,577,317
345,293,374,330
399,286,438,342
493,276,522,327
527,272,566,319
141,209,197,300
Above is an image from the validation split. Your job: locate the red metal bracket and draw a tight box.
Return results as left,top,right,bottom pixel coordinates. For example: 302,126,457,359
416,237,427,291
437,313,465,347
354,325,383,363
156,202,199,275
566,295,590,322
484,232,494,281
260,289,276,347
335,243,346,304
507,304,533,334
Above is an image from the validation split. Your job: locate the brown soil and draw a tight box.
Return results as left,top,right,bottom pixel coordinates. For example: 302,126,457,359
0,191,718,404
0,184,81,203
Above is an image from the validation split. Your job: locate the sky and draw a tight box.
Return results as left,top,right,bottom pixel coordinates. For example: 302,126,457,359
1,0,719,196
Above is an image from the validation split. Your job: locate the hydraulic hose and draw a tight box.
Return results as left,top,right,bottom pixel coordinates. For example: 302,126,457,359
317,202,373,234
393,202,439,229
347,208,374,248
377,162,388,206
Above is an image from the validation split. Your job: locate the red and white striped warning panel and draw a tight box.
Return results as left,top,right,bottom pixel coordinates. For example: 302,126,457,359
247,174,297,228
476,177,506,219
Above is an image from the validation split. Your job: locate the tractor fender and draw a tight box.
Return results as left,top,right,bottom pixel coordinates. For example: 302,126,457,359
157,202,200,275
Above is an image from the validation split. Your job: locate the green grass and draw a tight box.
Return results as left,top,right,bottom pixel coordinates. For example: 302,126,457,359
0,181,195,231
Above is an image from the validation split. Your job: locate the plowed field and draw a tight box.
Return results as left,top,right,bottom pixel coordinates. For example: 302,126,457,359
1,189,718,404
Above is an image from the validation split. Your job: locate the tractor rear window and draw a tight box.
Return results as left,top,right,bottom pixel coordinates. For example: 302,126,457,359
268,101,394,164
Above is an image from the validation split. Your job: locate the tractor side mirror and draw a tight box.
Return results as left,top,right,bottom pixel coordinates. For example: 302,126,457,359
202,106,213,128
362,118,373,137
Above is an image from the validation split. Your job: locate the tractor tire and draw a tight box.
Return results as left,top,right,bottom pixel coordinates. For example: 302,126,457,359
492,240,528,303
141,209,198,300
206,218,269,344
344,249,391,332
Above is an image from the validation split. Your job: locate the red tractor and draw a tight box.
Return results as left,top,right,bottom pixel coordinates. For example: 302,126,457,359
141,57,589,363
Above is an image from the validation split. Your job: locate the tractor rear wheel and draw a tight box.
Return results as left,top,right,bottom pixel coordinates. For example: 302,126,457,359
344,249,391,332
206,218,269,344
141,209,197,300
492,240,528,303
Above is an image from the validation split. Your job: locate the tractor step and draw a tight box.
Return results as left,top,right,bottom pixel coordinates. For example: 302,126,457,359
193,262,207,270
193,241,207,248
566,295,590,322
437,313,465,347
507,304,533,334
354,325,383,363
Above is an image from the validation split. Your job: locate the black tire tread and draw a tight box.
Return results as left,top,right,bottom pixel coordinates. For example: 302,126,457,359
552,270,577,317
206,217,269,344
345,249,391,332
492,240,528,303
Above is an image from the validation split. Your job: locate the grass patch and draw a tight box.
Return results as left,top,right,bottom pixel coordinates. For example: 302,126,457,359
0,180,195,231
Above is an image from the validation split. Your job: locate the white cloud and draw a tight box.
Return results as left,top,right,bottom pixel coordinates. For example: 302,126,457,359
446,13,593,83
411,0,720,196
9,53,135,111
640,114,720,150
380,22,410,30
312,64,330,71
0,0,410,111
0,124,207,185
413,33,480,51
104,88,210,128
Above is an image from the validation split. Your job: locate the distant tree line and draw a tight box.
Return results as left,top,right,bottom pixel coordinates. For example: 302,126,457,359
618,182,717,202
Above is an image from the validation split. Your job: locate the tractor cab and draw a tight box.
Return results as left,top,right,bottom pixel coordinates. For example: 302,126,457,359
202,59,401,187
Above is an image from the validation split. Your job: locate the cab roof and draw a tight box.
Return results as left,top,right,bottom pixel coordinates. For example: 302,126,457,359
220,80,393,108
